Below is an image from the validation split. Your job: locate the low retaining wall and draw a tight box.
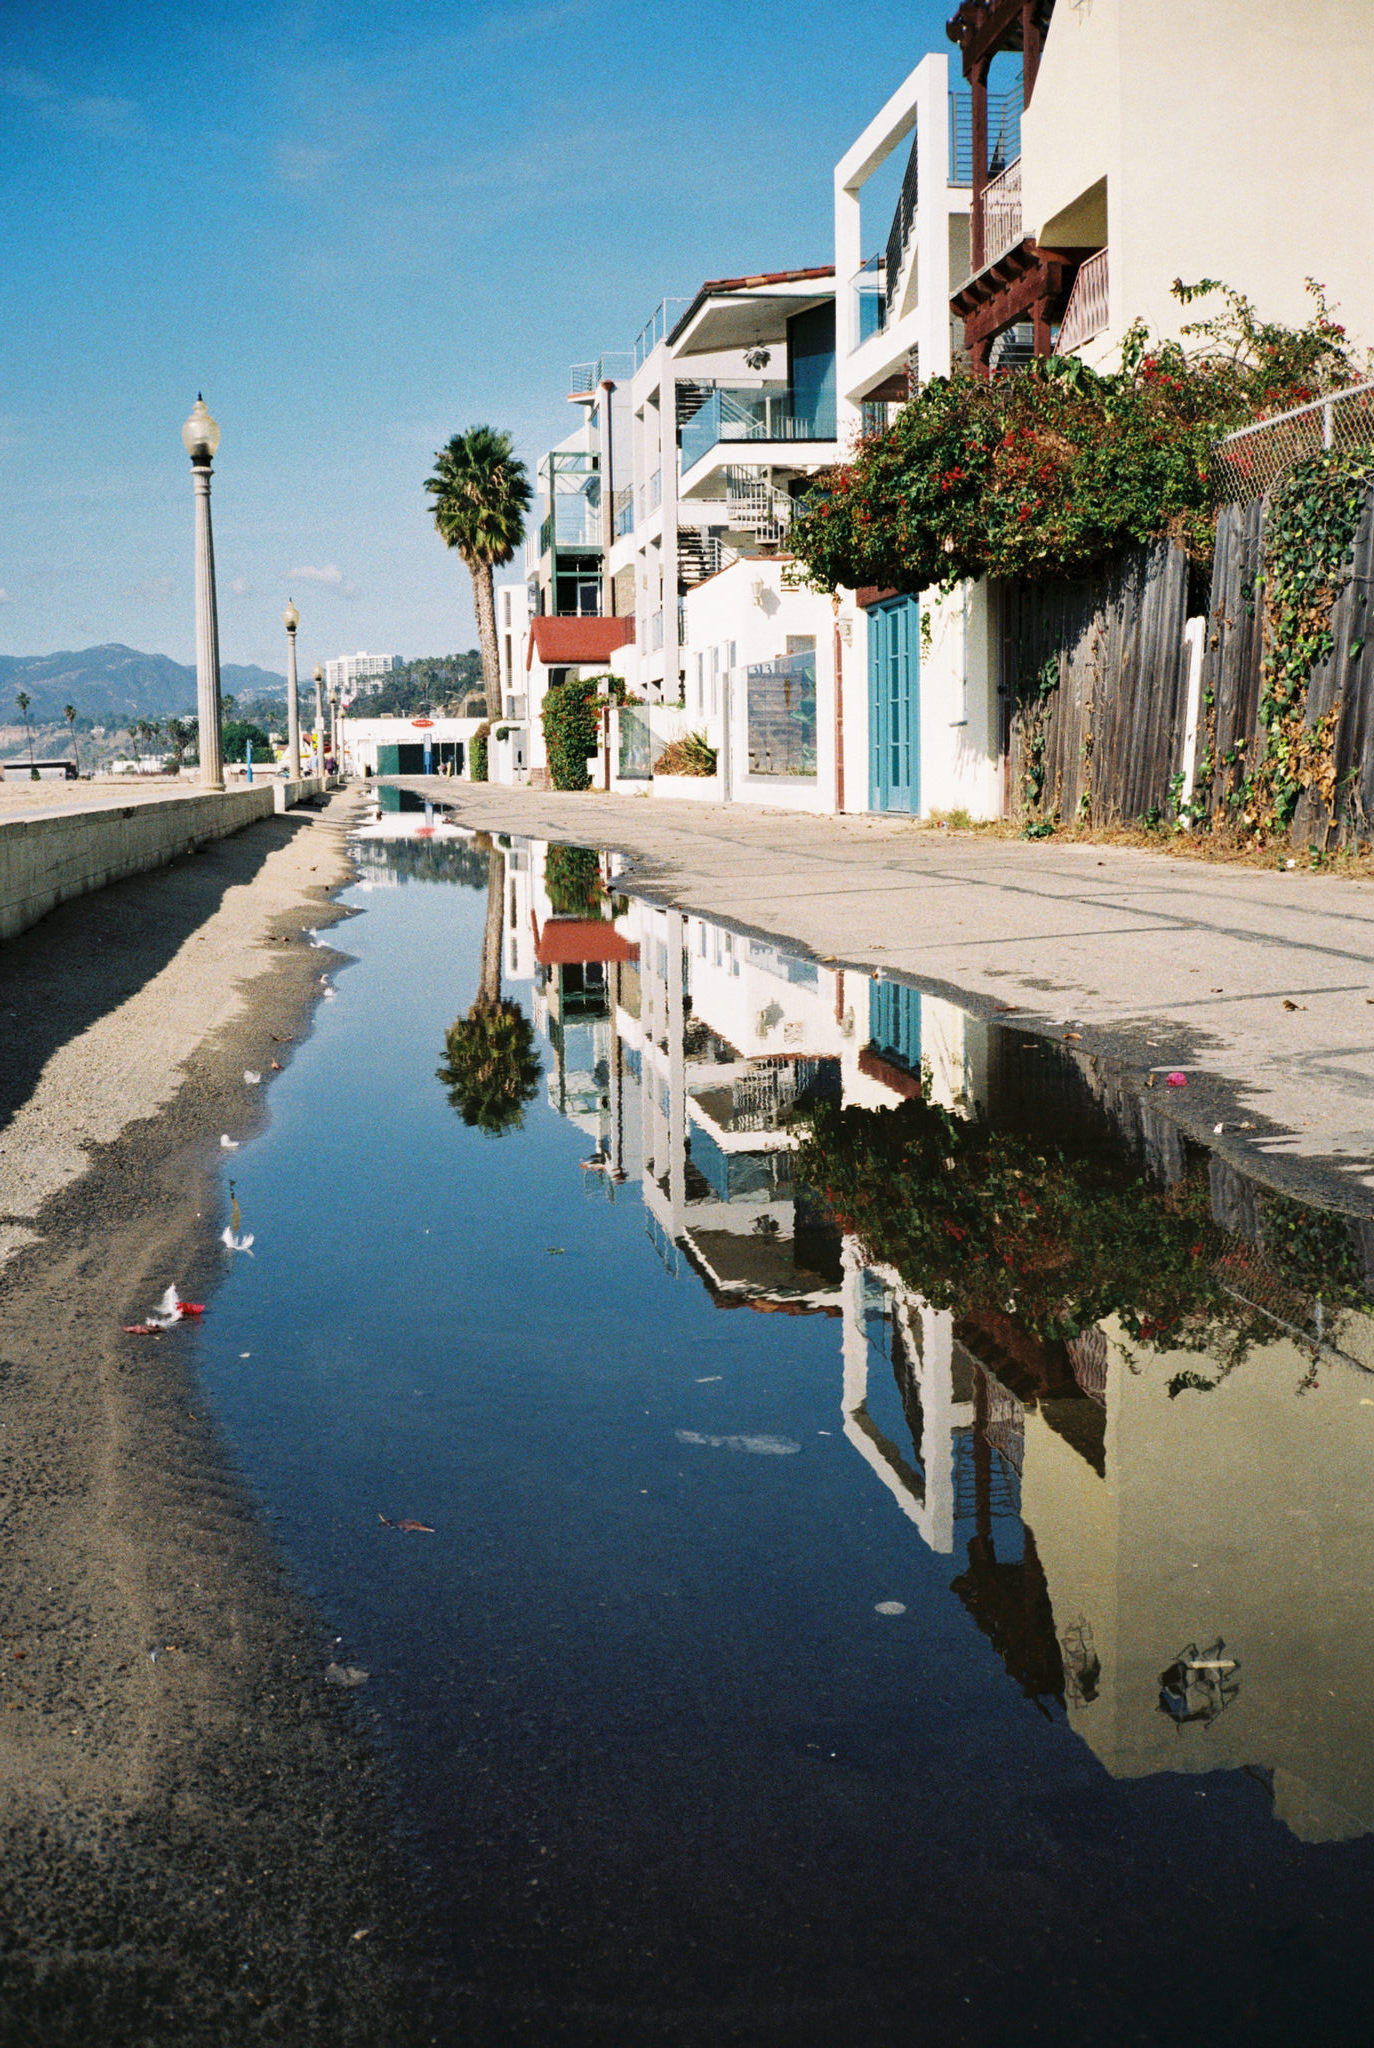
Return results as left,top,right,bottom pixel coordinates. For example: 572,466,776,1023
0,786,278,943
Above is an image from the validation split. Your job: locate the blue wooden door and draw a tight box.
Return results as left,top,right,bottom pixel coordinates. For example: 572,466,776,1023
867,597,920,813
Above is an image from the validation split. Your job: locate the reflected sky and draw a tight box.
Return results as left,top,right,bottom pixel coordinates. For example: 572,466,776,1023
192,820,1374,2045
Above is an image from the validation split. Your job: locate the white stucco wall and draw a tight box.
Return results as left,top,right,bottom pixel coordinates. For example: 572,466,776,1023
1023,0,1374,357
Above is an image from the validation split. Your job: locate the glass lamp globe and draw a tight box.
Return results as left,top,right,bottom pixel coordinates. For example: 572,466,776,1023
283,601,299,632
313,665,324,683
181,396,220,461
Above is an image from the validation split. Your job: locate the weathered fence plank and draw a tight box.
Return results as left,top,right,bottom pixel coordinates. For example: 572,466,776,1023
1003,482,1374,846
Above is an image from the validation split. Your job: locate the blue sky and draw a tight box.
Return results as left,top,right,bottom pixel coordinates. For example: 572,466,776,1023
0,0,954,672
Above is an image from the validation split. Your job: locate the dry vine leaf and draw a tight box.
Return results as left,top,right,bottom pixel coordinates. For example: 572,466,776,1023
1282,998,1305,1011
377,1514,435,1533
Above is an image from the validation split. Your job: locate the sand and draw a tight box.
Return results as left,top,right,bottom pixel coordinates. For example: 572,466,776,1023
0,789,440,2045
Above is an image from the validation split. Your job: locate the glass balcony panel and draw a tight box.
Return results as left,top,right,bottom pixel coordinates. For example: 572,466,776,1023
680,387,837,475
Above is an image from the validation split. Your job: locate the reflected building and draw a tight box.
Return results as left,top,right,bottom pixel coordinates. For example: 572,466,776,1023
500,834,1374,1842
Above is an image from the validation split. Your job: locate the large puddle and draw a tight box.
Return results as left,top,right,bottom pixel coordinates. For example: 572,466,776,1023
194,799,1374,2044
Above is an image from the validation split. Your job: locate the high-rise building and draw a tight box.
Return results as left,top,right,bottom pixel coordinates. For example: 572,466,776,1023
323,651,403,696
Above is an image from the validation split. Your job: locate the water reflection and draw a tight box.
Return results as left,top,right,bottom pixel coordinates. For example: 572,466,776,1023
436,838,541,1134
492,827,1374,1846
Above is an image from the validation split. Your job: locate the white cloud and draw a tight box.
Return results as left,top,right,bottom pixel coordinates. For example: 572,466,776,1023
290,563,344,586
136,574,175,601
1,67,143,141
273,140,342,185
0,589,12,604
228,575,252,597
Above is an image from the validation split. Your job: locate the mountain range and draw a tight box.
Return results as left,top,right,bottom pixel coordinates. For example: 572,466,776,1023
0,645,287,727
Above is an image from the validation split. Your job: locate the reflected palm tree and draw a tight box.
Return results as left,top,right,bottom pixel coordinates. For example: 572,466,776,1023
437,843,541,1135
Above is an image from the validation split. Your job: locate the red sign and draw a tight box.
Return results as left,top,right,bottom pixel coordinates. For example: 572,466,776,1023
412,717,435,729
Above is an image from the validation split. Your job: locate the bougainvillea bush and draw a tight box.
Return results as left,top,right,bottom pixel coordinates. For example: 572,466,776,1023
791,281,1367,595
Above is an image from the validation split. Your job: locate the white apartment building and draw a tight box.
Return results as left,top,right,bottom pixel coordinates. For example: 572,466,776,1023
323,651,403,697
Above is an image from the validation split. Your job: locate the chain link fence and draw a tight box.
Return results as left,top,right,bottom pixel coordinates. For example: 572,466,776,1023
1214,381,1374,501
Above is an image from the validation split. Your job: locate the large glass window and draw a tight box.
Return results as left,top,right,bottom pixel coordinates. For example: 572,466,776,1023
746,649,817,777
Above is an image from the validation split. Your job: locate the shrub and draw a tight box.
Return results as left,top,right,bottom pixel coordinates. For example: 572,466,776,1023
544,843,605,918
790,281,1368,596
541,672,624,791
469,721,490,782
654,730,717,777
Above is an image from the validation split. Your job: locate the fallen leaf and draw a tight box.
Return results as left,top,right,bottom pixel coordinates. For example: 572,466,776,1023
1145,1072,1157,1087
270,1059,282,1071
122,1323,163,1337
378,1514,434,1533
324,1662,369,1689
1281,998,1305,1011
1063,1031,1081,1041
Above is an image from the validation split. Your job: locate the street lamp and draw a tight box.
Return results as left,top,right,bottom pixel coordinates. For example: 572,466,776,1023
283,601,301,780
182,396,224,791
313,663,326,780
329,682,342,779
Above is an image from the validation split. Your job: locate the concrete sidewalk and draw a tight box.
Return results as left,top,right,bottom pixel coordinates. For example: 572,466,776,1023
399,778,1374,1209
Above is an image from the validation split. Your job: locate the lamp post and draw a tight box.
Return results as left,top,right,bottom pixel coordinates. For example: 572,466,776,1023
329,683,342,778
284,601,301,780
313,663,326,780
182,396,224,791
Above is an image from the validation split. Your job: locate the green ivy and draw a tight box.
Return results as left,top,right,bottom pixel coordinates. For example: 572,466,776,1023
541,672,625,792
1240,447,1374,839
544,842,606,918
469,722,490,782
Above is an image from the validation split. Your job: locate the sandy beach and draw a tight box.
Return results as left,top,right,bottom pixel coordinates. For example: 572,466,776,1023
0,789,438,2045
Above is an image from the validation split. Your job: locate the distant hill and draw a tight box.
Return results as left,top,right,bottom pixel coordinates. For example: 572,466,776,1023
0,645,286,728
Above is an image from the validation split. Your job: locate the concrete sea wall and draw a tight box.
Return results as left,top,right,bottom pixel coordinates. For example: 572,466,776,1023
0,785,302,943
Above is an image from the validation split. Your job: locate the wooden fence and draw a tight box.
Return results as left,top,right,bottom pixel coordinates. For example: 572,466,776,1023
1002,482,1374,845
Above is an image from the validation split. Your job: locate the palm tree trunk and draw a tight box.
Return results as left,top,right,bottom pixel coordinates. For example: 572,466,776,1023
469,561,501,719
477,846,506,1011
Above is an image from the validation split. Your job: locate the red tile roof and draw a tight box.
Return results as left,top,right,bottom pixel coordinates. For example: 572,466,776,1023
669,267,835,347
533,917,639,967
527,616,636,670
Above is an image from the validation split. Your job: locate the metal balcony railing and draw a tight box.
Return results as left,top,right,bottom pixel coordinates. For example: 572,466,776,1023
1057,248,1109,355
681,388,838,474
980,154,1023,269
568,350,634,395
634,298,688,371
540,497,601,554
884,126,921,319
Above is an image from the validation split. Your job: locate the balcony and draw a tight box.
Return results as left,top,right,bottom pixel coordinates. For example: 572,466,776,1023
634,297,688,372
981,155,1022,271
852,255,887,347
681,388,837,477
539,495,602,556
1056,247,1109,355
612,484,635,538
568,351,634,398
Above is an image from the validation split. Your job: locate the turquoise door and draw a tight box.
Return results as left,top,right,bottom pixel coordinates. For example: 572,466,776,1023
868,596,920,813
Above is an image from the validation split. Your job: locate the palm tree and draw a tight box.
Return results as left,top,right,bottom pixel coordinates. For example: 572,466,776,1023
436,843,541,1135
63,703,80,776
16,691,36,776
425,427,531,717
166,717,195,772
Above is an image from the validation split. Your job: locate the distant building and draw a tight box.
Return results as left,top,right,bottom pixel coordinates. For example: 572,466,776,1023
323,651,403,698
